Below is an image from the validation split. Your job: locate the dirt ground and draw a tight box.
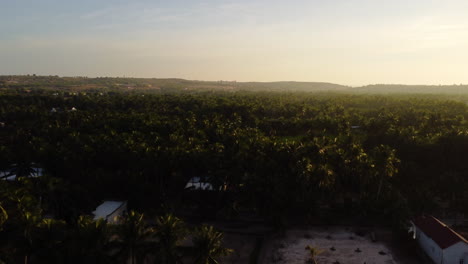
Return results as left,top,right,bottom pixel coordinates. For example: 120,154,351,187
218,233,258,264
260,227,415,264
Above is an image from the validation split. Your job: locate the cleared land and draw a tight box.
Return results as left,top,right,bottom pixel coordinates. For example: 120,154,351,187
262,228,406,264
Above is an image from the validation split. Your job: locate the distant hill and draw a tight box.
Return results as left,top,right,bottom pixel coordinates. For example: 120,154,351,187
353,84,468,94
0,75,350,93
236,81,349,91
3,75,468,94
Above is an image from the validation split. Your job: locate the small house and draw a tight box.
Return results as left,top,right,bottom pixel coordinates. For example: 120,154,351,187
93,201,127,223
0,165,44,181
412,215,468,264
185,177,227,191
185,177,215,191
0,170,11,180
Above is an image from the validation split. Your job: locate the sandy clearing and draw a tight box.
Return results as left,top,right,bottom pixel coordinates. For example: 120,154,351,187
266,228,401,264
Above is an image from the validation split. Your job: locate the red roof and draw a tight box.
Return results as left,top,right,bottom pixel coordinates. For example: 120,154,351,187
413,215,468,249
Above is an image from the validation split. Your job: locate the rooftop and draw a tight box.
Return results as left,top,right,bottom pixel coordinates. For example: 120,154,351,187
185,176,216,191
0,167,43,181
93,201,126,220
413,215,468,249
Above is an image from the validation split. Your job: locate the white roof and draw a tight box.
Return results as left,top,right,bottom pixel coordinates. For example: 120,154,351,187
0,167,43,181
185,177,216,191
0,170,13,180
93,201,126,220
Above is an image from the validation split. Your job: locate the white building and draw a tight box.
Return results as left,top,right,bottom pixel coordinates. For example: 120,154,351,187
185,177,216,191
184,176,227,191
0,166,44,181
412,215,468,264
93,201,127,223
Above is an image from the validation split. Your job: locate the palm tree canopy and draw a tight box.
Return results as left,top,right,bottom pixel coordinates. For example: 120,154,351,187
153,214,186,264
192,225,233,264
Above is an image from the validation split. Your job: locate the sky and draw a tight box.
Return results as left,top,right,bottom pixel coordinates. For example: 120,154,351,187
1,0,468,86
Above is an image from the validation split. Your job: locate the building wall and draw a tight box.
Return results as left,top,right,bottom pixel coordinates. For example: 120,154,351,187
415,226,443,264
442,242,468,264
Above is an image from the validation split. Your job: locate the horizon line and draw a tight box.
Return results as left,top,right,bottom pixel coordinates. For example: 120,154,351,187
2,74,468,88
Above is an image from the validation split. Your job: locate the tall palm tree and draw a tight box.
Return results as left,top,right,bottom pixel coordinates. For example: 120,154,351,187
192,225,232,264
19,211,42,264
33,218,67,263
0,203,6,263
66,215,112,264
153,214,186,264
0,204,7,231
10,190,43,264
114,211,154,264
24,176,77,221
371,145,400,201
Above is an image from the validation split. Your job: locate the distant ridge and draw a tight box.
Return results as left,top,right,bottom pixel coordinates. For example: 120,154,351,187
0,76,350,92
2,75,468,94
353,84,468,94
236,81,350,91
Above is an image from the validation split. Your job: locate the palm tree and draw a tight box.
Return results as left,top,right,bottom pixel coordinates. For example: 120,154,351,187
192,225,232,264
66,215,112,264
0,204,7,231
33,218,67,263
10,190,43,264
19,211,42,264
113,211,154,264
371,145,400,201
0,203,9,264
153,214,186,264
25,176,77,221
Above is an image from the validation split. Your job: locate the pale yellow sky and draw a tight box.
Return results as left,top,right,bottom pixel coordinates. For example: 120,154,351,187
2,0,468,86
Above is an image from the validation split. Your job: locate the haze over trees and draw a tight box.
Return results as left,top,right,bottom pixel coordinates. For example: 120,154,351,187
4,75,468,94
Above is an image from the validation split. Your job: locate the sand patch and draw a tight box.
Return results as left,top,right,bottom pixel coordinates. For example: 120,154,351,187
267,228,400,264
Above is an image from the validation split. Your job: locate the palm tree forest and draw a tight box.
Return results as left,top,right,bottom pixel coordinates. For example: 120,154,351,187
2,75,468,263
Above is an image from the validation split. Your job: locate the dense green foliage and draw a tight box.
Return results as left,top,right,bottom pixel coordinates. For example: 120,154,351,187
2,82,468,261
0,185,229,264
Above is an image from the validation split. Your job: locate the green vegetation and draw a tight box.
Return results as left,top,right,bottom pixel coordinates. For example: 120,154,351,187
2,75,468,262
0,185,229,264
305,245,323,264
192,225,233,264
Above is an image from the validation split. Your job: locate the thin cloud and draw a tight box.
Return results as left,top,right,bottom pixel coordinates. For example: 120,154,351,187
80,8,113,20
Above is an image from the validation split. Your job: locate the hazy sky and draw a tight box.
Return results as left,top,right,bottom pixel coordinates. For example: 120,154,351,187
2,0,468,85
